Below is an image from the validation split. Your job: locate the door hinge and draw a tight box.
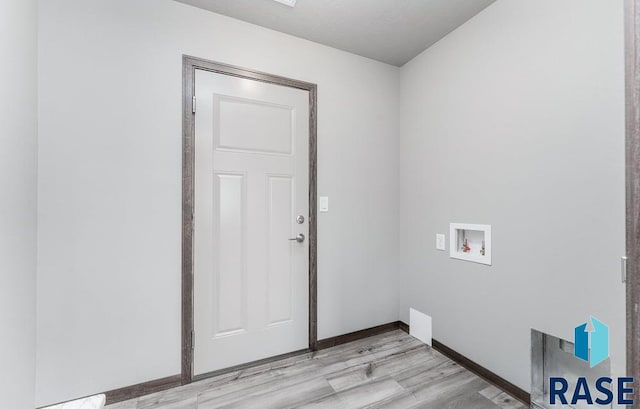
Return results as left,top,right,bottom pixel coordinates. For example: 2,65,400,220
191,330,195,350
192,95,197,114
622,256,628,283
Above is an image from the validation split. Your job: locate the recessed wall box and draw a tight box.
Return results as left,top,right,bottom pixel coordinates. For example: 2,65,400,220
449,223,491,265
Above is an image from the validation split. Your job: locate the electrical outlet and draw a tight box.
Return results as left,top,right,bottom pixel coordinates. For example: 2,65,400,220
436,234,446,251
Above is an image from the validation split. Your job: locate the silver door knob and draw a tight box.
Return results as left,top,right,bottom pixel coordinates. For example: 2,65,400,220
289,233,305,243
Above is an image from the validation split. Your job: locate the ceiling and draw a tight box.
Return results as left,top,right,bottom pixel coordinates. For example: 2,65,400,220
174,0,496,67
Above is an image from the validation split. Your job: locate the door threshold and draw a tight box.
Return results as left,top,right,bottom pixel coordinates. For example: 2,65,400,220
192,348,311,383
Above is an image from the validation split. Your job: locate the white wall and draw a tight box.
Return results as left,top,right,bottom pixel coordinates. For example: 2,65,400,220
399,0,625,393
36,0,400,405
0,0,38,408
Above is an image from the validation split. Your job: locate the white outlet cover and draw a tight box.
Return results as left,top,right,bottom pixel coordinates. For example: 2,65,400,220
436,234,446,251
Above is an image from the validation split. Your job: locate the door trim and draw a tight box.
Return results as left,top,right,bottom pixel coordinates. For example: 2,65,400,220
181,55,318,384
626,1,640,404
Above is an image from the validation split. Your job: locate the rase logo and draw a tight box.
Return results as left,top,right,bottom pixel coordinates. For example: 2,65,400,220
574,316,609,368
549,317,634,406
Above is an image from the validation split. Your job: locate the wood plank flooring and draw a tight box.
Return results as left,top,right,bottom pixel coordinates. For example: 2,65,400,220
105,330,527,409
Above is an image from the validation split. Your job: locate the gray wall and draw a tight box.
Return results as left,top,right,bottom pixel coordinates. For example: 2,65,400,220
35,0,628,405
398,0,626,392
36,0,399,405
0,0,38,408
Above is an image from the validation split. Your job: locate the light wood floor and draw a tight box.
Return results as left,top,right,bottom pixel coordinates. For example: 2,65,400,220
105,330,527,409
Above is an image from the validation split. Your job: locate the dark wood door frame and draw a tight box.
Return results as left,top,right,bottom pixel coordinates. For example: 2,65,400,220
181,55,318,384
627,1,640,406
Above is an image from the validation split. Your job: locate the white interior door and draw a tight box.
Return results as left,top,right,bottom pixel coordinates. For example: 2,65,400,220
193,69,310,375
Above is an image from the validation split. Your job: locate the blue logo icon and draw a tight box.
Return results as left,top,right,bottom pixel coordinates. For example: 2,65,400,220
549,317,632,406
574,316,609,368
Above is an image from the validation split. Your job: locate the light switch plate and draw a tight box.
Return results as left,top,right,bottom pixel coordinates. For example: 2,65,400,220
436,234,446,251
319,196,329,212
